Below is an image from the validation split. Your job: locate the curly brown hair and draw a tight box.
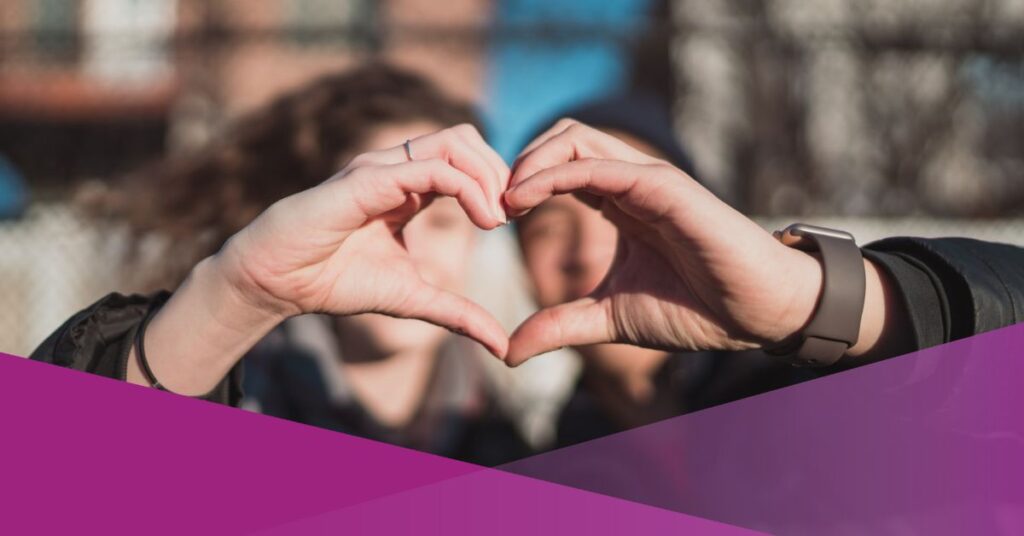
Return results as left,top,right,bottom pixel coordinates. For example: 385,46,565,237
84,62,479,291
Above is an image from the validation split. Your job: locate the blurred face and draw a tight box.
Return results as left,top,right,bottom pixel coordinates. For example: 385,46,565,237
336,121,478,357
518,194,617,308
518,130,664,308
517,130,671,386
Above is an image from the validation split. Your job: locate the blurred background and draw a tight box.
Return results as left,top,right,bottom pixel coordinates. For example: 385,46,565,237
1,1,1022,366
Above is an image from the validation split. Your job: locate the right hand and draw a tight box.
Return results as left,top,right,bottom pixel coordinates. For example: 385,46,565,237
504,120,826,365
216,124,512,357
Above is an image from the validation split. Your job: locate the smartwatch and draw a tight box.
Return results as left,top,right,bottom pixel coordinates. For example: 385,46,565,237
765,223,866,367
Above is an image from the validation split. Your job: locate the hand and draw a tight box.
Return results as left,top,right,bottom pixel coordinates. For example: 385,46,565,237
217,124,512,357
503,120,827,366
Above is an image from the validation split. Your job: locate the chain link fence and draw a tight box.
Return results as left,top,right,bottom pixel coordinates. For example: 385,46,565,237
0,204,119,356
672,0,1024,216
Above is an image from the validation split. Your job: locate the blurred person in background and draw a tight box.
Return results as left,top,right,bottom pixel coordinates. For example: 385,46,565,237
66,63,530,465
516,92,804,446
512,91,1024,448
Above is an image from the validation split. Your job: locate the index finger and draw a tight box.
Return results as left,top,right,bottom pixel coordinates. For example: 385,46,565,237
510,121,664,191
504,159,680,218
513,117,578,167
353,125,507,222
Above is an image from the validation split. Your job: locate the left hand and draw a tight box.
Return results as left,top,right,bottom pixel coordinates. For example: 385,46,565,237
133,125,513,395
219,124,512,357
503,120,827,366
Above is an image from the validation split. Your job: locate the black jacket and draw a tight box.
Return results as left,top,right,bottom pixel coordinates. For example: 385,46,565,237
864,237,1024,345
30,237,1024,419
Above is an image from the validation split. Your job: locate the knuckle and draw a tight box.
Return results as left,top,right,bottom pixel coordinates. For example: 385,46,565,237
424,157,447,168
650,161,681,177
565,121,590,136
556,117,579,129
441,125,463,141
422,158,452,180
347,152,377,169
453,123,480,137
259,196,290,222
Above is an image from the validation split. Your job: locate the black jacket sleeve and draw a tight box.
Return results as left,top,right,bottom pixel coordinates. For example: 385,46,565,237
862,237,1024,350
29,291,242,405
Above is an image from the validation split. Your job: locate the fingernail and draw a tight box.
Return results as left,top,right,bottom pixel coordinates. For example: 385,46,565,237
494,203,507,225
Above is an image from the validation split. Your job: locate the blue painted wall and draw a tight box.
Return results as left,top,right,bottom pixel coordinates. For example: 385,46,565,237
484,0,652,161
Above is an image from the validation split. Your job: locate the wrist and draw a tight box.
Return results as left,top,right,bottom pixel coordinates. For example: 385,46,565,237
215,234,302,321
844,259,885,358
845,258,913,361
762,224,871,367
200,253,292,328
767,250,911,365
769,247,825,346
128,254,286,395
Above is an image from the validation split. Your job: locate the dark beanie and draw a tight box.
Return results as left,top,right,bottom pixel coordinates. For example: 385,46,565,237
532,90,699,179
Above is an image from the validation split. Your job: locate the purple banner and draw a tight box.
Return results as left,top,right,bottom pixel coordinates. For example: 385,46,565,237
4,324,1022,533
503,323,1024,535
0,352,754,535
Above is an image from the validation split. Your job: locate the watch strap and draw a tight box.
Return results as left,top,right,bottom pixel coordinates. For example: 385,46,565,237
768,224,866,367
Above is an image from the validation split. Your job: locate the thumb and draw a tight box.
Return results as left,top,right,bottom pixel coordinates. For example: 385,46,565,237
506,297,613,367
388,283,509,359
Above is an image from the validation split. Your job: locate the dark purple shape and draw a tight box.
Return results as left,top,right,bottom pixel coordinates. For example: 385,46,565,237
257,469,765,535
0,353,754,535
503,323,1024,534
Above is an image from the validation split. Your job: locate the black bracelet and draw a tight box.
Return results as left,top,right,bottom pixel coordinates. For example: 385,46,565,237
133,299,170,391
132,296,225,399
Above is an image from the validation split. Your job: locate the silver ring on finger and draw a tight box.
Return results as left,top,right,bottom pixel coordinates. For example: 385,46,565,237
403,139,413,161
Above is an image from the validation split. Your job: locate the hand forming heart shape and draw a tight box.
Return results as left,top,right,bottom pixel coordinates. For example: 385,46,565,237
218,121,825,367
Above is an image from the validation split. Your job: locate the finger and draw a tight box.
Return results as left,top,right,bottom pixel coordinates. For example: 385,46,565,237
506,297,612,367
391,159,503,229
452,136,507,224
505,159,677,217
392,283,510,359
346,158,502,230
359,125,506,222
504,119,575,218
413,130,502,223
449,124,511,223
512,117,577,168
510,121,662,192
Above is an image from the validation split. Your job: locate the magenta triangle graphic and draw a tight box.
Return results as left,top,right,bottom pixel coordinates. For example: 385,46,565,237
0,352,756,535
